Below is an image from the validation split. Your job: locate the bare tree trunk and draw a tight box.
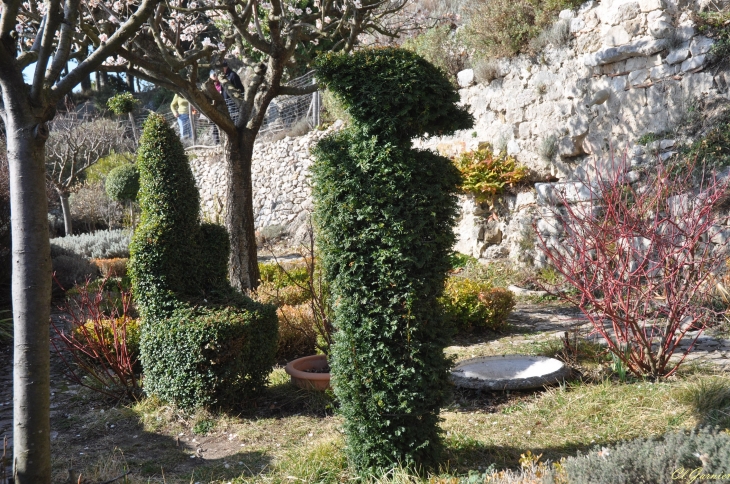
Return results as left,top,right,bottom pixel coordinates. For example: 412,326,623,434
56,187,73,236
5,113,52,484
128,112,138,145
225,131,260,292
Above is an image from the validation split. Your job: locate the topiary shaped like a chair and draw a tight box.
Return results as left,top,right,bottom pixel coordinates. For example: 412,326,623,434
129,113,277,410
312,48,473,475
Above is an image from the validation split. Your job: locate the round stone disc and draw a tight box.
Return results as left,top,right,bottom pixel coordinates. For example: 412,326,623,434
451,355,571,390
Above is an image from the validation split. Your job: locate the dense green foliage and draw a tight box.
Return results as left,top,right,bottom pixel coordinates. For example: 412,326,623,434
548,428,730,484
441,277,515,332
315,48,472,141
128,114,202,316
105,164,140,203
453,147,529,202
129,114,277,409
107,92,139,115
313,48,471,474
140,301,277,409
86,152,134,184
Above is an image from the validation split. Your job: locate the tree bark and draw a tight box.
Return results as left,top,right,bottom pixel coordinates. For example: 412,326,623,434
126,72,135,93
5,113,53,484
225,131,260,292
56,187,72,236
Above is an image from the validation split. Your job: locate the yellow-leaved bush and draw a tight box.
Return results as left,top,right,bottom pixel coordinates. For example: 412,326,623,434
440,276,515,331
454,145,529,203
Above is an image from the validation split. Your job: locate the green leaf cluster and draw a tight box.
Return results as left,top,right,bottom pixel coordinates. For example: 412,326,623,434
140,300,277,409
107,92,139,115
453,147,529,203
105,164,140,203
129,113,277,409
312,48,472,474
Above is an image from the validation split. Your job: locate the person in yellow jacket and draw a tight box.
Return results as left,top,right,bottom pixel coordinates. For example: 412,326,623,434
171,94,192,139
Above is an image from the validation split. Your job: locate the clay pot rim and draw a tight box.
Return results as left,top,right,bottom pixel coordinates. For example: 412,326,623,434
285,354,330,381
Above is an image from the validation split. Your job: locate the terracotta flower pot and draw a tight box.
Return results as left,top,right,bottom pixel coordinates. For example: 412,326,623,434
285,354,331,391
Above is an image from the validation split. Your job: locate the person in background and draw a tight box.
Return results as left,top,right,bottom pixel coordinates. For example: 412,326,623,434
221,60,244,124
170,93,191,139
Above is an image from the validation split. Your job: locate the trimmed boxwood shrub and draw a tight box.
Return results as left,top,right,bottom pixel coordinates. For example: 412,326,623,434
105,164,140,203
130,114,277,409
140,300,277,409
312,48,473,474
547,427,730,484
129,113,201,316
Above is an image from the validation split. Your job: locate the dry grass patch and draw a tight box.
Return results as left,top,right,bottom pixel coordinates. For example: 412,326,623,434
440,378,698,472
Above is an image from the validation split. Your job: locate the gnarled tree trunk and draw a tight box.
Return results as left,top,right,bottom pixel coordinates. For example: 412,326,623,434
225,130,260,292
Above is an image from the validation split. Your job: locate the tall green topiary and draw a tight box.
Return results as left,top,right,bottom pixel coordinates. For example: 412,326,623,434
312,48,473,475
129,114,277,409
129,113,201,315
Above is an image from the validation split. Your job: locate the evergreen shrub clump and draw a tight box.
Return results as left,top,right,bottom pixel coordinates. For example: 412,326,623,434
313,48,473,474
105,164,140,203
129,114,277,409
547,428,730,484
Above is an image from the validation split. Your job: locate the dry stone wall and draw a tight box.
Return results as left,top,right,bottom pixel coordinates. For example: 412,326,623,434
188,121,343,240
415,0,730,265
189,0,730,266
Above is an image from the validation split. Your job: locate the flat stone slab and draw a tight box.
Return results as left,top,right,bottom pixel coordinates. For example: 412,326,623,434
451,355,571,391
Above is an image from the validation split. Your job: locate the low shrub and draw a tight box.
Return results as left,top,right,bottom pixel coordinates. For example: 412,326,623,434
547,428,730,484
254,281,311,307
69,182,126,231
52,279,141,400
52,254,99,290
536,154,728,378
91,258,128,278
463,0,582,60
140,300,278,409
454,146,529,203
51,229,131,259
277,304,318,360
86,152,135,185
441,277,516,331
259,262,310,289
74,317,141,371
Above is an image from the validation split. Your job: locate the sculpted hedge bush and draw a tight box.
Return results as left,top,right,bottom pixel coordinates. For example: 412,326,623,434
129,114,277,409
313,48,473,474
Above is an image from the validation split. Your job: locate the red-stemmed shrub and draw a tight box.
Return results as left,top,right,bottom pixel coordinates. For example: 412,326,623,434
51,277,141,400
536,154,729,378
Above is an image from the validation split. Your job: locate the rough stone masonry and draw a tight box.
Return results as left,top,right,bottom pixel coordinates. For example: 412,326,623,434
189,0,730,266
